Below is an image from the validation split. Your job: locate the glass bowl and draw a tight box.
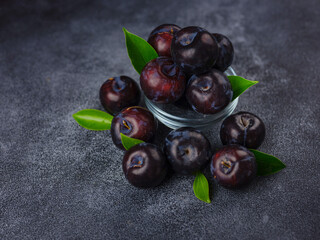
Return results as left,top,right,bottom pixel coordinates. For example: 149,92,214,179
144,67,238,130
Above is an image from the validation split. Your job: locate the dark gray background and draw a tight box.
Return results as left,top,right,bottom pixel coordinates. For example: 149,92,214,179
1,0,319,239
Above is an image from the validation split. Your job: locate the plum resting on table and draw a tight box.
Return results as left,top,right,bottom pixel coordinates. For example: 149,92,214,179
111,106,157,150
99,76,140,115
211,144,257,188
122,143,168,188
164,127,211,175
220,111,266,149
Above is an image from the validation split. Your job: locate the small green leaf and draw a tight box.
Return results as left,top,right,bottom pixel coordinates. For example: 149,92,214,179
228,76,259,100
73,109,113,130
120,133,144,150
123,27,158,74
193,171,211,203
250,149,286,176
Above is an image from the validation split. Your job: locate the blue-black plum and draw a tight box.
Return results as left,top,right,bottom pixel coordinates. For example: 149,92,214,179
171,26,219,75
122,143,168,188
220,111,266,149
164,127,211,175
100,76,140,115
186,69,233,114
211,144,257,188
212,33,234,72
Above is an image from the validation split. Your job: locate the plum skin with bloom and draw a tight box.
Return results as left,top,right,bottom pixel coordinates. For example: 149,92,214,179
186,69,233,114
122,143,168,188
220,111,266,149
212,33,234,72
171,26,219,75
148,24,181,57
111,106,157,150
164,127,211,175
211,144,257,188
140,57,186,103
99,76,140,115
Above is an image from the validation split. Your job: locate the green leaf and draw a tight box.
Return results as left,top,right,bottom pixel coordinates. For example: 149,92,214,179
250,149,286,176
228,76,259,100
123,27,158,74
73,109,113,130
120,133,144,150
193,171,211,203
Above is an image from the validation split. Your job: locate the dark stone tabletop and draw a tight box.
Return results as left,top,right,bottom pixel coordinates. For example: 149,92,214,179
1,0,319,239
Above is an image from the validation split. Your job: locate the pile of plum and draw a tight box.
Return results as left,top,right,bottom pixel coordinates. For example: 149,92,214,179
96,24,266,190
142,24,234,114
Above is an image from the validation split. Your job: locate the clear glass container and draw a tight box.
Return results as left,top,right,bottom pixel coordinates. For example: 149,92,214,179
144,67,238,130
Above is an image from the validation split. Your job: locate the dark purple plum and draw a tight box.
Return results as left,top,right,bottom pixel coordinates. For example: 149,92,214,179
220,112,266,149
164,127,211,175
212,33,234,72
211,144,257,188
171,26,219,75
148,24,181,57
140,57,186,103
122,143,168,188
99,76,140,115
111,106,157,150
186,69,233,114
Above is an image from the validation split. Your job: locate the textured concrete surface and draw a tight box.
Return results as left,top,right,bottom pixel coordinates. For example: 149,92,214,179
1,0,320,239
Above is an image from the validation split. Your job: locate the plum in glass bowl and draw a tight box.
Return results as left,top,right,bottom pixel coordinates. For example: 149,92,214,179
144,67,239,130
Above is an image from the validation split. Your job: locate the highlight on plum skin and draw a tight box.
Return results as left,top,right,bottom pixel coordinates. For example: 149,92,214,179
140,56,186,104
212,33,234,72
211,144,257,188
147,24,181,57
99,76,140,115
122,143,168,188
164,127,212,175
111,106,157,150
171,26,219,75
220,111,266,149
186,69,233,114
